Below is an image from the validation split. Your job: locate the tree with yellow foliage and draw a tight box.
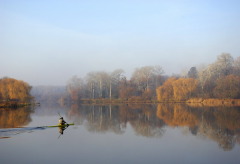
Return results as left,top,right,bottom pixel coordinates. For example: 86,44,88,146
172,78,198,101
156,77,177,101
156,78,198,101
0,78,32,102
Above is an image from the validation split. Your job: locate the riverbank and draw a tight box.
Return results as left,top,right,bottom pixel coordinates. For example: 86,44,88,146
0,101,37,109
186,98,240,106
75,98,240,106
78,98,158,104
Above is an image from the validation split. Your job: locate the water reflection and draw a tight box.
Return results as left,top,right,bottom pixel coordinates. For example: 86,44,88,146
157,104,240,151
67,104,165,137
0,107,32,128
57,126,70,139
58,126,66,135
1,103,240,151
66,104,240,151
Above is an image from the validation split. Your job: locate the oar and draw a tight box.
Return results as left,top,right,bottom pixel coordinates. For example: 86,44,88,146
58,112,62,118
65,121,69,127
58,132,62,139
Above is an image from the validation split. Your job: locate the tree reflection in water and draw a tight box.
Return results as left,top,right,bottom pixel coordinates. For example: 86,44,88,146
0,107,32,128
157,104,240,151
67,103,240,151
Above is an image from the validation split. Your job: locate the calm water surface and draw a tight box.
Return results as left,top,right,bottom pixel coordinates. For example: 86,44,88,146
0,104,240,164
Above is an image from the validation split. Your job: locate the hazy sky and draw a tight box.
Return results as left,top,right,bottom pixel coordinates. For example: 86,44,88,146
1,0,240,85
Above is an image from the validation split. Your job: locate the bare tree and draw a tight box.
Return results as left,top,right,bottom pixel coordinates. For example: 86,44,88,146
109,69,125,100
233,56,240,76
188,67,198,78
67,76,84,101
198,53,234,97
153,65,165,89
215,53,234,77
86,72,98,99
131,66,164,94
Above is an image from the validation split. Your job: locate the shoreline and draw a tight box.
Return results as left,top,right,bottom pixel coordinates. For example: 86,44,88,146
65,98,240,106
0,101,39,109
186,98,240,107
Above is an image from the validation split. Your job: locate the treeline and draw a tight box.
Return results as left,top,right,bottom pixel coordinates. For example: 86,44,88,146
63,53,240,103
63,66,165,103
157,53,240,101
0,78,32,102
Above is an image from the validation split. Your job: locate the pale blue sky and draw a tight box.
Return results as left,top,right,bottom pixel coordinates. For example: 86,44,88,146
1,0,240,85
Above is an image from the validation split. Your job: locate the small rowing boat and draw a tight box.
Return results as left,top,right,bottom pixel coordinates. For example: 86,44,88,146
47,123,74,128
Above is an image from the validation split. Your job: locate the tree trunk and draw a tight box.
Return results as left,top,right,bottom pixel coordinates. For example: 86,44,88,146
109,82,112,100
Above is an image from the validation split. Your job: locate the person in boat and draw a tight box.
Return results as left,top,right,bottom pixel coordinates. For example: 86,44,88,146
59,117,67,126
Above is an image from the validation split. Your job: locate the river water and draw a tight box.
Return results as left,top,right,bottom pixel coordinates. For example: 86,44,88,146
0,103,240,164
